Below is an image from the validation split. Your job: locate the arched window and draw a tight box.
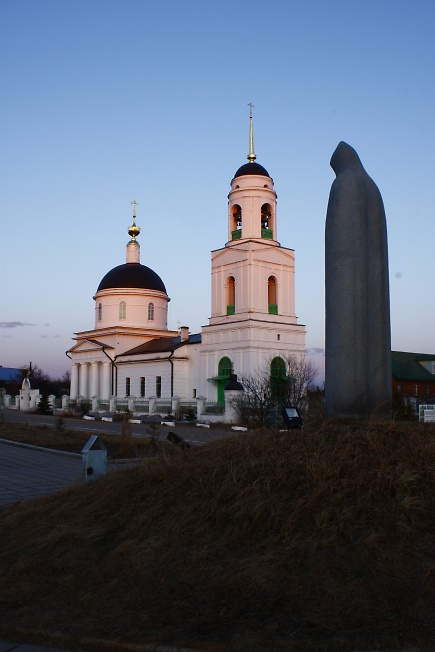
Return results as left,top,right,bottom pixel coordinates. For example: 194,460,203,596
270,357,287,401
261,203,273,239
98,303,102,321
218,356,232,377
227,276,235,315
148,302,154,320
231,204,242,240
119,301,126,320
268,277,278,314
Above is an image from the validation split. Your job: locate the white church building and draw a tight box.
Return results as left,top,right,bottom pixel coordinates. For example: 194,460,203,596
67,117,306,410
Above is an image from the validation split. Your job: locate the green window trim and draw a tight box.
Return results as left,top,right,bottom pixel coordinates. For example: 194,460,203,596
227,304,235,315
268,304,278,315
231,229,242,240
262,228,273,239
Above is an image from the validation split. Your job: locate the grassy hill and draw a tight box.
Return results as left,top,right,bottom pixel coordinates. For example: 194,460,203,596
0,420,434,651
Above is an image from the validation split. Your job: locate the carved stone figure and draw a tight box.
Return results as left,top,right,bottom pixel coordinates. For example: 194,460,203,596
325,142,392,419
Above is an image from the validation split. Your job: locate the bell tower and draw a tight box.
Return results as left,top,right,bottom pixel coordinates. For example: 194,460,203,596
200,109,306,401
227,105,278,243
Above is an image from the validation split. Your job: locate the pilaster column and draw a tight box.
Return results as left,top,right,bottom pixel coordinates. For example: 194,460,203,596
80,363,89,400
70,363,79,399
102,361,111,400
91,361,100,398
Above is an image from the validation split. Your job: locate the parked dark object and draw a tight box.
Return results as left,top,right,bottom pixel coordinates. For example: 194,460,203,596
167,431,190,449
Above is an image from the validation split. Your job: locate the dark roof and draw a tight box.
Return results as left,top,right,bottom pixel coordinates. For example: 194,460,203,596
391,351,435,381
233,162,270,179
225,374,244,391
0,367,23,382
119,333,202,357
97,263,166,293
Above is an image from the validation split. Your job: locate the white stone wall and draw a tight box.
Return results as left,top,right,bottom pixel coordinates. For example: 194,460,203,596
94,288,168,331
209,242,297,323
117,360,170,398
114,342,202,401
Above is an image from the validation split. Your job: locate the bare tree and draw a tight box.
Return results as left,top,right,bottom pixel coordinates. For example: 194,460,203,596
232,366,276,427
230,354,318,427
281,354,317,411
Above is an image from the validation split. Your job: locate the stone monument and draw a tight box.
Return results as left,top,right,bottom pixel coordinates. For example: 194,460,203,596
325,142,392,419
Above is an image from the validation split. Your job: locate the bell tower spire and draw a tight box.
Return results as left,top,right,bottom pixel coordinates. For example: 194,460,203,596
247,102,256,163
126,200,141,263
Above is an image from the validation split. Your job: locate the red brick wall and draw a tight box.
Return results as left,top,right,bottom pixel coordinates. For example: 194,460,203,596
393,379,435,397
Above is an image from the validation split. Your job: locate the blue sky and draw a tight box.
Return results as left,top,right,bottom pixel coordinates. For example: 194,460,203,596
1,0,434,380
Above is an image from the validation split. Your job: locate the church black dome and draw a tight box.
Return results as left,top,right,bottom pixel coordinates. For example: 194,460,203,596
97,263,167,293
233,161,270,179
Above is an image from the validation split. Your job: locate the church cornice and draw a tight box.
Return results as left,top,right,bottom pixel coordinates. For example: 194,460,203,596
74,325,178,339
93,287,169,300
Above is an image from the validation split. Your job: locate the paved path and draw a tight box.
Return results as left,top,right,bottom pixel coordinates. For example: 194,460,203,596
0,641,83,651
0,440,82,509
2,410,234,445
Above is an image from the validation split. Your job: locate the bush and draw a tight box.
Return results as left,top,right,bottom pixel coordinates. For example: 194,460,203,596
36,394,53,415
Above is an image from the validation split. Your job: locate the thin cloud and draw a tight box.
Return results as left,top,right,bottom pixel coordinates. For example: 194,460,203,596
306,347,325,355
0,321,36,328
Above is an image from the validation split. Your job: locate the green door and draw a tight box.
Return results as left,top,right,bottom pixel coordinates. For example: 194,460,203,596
217,356,232,406
270,357,287,405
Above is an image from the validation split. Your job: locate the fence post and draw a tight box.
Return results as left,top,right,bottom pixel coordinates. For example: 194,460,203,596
171,396,180,416
149,396,156,414
196,396,206,418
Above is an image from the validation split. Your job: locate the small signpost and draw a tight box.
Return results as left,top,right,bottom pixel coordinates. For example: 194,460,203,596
81,435,108,483
281,406,303,430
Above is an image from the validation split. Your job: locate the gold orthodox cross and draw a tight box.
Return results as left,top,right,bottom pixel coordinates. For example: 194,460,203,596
131,199,139,219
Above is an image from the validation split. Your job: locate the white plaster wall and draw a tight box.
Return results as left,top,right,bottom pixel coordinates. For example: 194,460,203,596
94,289,168,330
113,343,202,401
117,360,171,399
209,242,297,323
200,320,306,400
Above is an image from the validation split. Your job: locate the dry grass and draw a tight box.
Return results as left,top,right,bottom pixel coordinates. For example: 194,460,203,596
0,420,434,651
0,421,171,458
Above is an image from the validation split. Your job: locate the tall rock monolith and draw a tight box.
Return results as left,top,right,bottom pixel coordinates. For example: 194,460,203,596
325,142,392,419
